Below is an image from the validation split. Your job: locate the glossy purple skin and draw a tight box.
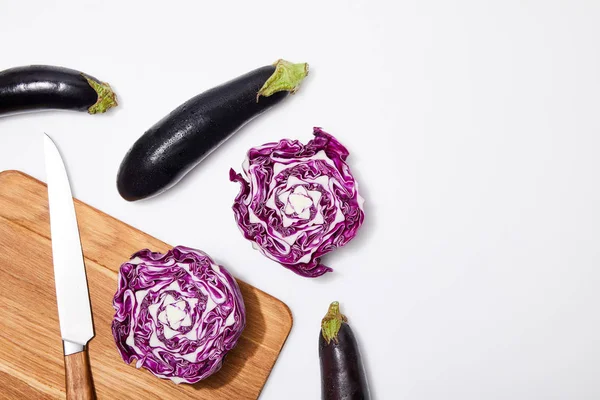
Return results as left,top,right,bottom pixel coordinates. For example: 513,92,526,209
319,323,370,400
112,246,246,384
230,128,364,277
0,65,101,114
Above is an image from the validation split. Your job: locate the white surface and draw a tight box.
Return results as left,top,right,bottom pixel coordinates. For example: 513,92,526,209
1,1,600,398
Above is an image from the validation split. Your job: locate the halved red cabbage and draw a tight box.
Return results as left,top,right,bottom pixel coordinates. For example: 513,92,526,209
230,127,365,277
111,246,246,384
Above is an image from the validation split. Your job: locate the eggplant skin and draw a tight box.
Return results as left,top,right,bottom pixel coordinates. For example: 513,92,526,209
319,323,370,400
116,65,288,201
0,65,104,115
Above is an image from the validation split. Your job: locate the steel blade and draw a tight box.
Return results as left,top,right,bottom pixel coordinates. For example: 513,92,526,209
43,133,94,354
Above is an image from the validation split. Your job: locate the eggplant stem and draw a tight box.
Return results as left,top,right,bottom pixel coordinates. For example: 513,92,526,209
84,74,118,114
256,59,309,102
321,301,347,344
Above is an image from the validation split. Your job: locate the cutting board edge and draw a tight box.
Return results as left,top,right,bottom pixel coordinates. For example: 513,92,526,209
0,169,294,329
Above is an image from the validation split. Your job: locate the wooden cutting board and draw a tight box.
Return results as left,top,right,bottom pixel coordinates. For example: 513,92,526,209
0,170,293,400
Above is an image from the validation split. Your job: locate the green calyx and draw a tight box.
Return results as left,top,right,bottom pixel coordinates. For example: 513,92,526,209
83,74,118,114
257,59,309,101
321,301,347,344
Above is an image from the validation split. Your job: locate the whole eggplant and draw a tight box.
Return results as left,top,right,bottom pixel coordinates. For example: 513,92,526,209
0,65,117,115
319,302,370,400
117,59,308,201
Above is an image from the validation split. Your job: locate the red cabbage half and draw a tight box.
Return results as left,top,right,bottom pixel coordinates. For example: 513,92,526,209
230,127,365,277
112,246,246,384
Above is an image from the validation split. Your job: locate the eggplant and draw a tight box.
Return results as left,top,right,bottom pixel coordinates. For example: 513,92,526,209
0,65,117,116
319,302,370,400
116,59,308,201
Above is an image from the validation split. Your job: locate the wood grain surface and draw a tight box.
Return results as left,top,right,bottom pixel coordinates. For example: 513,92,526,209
0,170,293,400
64,350,96,400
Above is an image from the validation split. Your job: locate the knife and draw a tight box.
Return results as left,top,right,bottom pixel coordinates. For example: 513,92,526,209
44,133,96,400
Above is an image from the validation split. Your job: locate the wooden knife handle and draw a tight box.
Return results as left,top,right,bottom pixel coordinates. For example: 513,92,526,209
64,348,96,400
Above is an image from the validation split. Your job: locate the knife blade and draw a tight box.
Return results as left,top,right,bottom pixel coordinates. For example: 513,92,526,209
44,133,96,400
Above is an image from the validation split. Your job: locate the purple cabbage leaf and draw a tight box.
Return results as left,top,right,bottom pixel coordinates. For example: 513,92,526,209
112,246,246,384
230,127,365,278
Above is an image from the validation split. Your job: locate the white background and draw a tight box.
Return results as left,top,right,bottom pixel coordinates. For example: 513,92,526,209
1,1,600,399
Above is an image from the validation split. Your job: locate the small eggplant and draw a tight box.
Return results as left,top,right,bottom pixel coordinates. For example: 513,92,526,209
0,65,117,116
116,59,308,201
319,302,370,400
